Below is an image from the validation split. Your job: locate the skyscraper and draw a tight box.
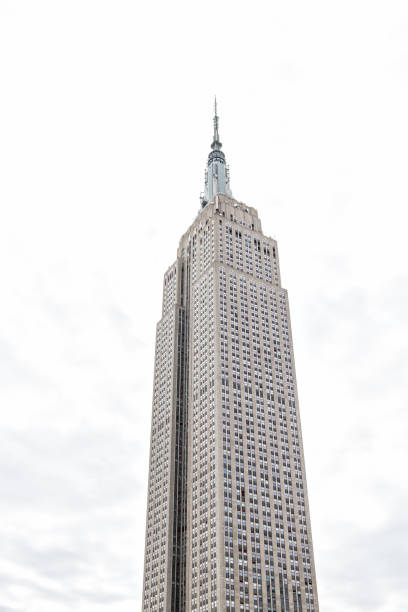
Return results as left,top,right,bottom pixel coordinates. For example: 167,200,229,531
142,102,319,612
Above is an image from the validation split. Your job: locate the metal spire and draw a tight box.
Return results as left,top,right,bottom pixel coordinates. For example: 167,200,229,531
201,97,232,207
211,95,222,150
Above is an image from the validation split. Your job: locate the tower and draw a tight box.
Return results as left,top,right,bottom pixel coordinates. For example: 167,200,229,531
142,102,319,612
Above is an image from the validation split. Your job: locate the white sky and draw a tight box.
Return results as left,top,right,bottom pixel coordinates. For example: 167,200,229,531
1,1,408,611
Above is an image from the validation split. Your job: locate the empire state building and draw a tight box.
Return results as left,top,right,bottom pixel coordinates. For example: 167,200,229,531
142,102,319,612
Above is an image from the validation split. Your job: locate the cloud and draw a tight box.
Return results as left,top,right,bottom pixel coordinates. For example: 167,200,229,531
319,497,408,611
0,338,49,389
295,272,408,612
0,283,149,611
0,428,143,610
107,306,146,350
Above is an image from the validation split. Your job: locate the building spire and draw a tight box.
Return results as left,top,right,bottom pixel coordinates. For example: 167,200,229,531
201,97,232,208
212,96,221,150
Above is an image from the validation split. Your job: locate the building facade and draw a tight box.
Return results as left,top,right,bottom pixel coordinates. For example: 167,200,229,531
142,104,319,612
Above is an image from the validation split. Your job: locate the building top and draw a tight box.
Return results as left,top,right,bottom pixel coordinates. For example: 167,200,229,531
201,98,232,208
178,193,264,258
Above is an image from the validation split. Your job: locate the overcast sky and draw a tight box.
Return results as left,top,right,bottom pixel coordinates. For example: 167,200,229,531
1,1,408,611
